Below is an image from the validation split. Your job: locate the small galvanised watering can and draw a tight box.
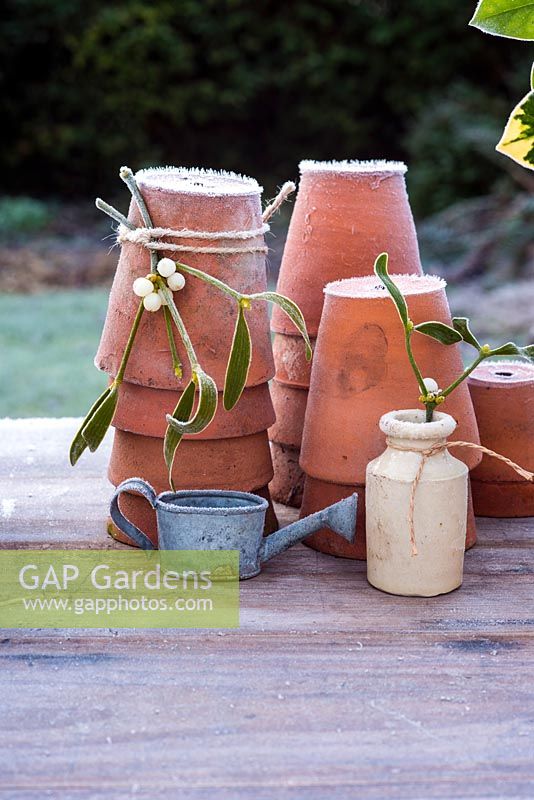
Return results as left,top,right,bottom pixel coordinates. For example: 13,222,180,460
110,479,357,579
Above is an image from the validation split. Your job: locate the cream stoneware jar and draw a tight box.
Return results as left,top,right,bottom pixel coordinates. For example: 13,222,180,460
366,410,468,597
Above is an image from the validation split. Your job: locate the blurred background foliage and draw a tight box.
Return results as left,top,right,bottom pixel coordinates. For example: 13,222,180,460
1,0,533,415
1,0,532,210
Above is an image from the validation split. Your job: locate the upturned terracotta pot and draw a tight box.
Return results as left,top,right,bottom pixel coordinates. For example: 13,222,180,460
96,167,274,390
301,477,367,559
273,333,315,388
108,428,274,494
268,381,308,448
268,381,308,506
269,442,306,508
300,468,477,560
300,274,481,485
108,483,278,548
298,273,480,558
271,160,422,337
112,380,275,440
468,360,534,517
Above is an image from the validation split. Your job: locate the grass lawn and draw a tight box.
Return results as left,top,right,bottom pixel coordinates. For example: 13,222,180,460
1,289,110,417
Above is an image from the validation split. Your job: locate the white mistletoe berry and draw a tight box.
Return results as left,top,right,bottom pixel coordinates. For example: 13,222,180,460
133,277,154,297
167,272,186,291
143,292,163,312
158,290,169,306
423,377,439,393
157,258,176,278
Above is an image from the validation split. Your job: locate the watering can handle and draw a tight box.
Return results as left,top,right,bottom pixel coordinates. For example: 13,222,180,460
109,478,157,550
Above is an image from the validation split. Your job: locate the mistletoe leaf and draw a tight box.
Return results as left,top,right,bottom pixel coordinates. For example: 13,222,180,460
490,341,533,358
247,291,312,360
166,369,218,437
69,385,117,465
164,380,196,490
452,317,482,350
414,321,463,345
224,304,252,411
373,252,409,327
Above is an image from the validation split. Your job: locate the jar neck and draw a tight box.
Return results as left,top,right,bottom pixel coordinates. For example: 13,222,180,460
386,434,448,453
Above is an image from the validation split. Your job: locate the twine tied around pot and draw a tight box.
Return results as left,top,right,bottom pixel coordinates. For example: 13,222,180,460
388,441,534,557
117,181,296,255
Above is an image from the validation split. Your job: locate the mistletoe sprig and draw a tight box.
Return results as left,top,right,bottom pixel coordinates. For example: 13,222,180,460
70,167,312,488
374,252,534,422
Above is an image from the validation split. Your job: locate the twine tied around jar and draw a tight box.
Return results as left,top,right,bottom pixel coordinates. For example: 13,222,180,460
116,181,296,255
388,441,534,557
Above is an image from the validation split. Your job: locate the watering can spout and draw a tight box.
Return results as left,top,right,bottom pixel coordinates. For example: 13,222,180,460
259,494,358,564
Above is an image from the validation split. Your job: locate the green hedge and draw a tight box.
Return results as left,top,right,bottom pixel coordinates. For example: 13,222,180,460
1,0,530,213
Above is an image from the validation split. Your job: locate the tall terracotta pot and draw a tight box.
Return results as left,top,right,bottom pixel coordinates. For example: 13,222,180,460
271,159,423,337
300,274,481,558
94,167,278,543
468,360,534,517
269,159,423,506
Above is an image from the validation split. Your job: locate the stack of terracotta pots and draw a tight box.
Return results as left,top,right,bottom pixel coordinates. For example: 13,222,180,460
468,360,534,517
269,160,423,506
300,274,481,559
95,167,278,545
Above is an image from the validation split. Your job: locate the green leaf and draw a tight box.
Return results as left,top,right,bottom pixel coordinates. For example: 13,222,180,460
373,252,409,327
70,387,112,464
414,321,463,345
247,291,312,360
490,341,534,359
496,90,534,170
531,62,534,90
164,379,196,490
81,385,118,452
223,304,252,411
470,0,534,40
70,385,116,465
166,369,218,437
452,317,481,350
70,384,118,465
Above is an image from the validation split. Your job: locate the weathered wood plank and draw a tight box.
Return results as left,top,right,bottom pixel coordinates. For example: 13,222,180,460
0,632,533,798
0,418,533,798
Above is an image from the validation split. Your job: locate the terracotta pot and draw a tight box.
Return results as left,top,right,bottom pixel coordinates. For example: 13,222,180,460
273,333,315,388
96,167,274,390
366,411,468,596
300,274,481,486
301,474,477,561
108,428,274,494
268,381,308,448
271,160,422,337
113,380,275,440
468,360,534,517
269,442,305,507
268,381,308,507
107,483,278,548
301,477,367,559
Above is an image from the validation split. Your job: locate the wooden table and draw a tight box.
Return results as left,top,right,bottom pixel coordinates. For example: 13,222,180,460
1,418,533,799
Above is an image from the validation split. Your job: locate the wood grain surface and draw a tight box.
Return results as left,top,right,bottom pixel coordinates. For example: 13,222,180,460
0,418,533,799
